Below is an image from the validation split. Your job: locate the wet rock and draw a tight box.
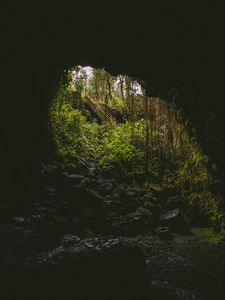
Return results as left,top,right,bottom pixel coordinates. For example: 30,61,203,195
13,217,25,223
161,208,180,221
63,172,85,180
46,187,56,193
2,237,147,300
102,202,159,235
156,226,172,240
137,207,154,217
127,186,147,198
40,163,52,175
102,164,115,174
148,280,198,300
141,191,154,201
99,182,113,192
142,200,161,215
135,206,159,225
148,184,164,193
103,195,124,213
45,186,56,199
160,209,190,233
86,188,104,201
86,160,99,174
112,214,150,235
159,185,178,203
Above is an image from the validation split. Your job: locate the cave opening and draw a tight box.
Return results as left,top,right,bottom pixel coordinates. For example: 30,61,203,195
49,65,223,233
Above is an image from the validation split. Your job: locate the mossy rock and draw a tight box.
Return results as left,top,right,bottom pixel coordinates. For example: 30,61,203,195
127,186,147,197
148,184,164,193
166,195,182,209
85,188,104,201
142,200,161,214
132,207,159,227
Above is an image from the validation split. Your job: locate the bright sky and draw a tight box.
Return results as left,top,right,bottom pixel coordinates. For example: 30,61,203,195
72,65,143,96
72,66,93,81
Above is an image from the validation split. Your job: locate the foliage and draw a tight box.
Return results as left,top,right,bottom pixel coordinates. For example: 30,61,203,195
49,65,224,230
175,133,211,191
98,122,142,167
50,102,99,165
191,227,225,247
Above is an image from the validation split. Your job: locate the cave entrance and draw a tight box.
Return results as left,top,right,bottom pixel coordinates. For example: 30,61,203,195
49,65,209,185
48,65,221,234
50,65,211,186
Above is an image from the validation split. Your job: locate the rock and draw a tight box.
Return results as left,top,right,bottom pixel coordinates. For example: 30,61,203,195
99,182,113,192
137,207,154,217
156,227,171,240
148,184,164,193
46,187,56,193
114,184,140,209
112,214,150,235
127,186,147,197
159,185,178,203
148,280,198,300
102,164,115,174
142,200,161,215
2,237,147,300
134,207,159,226
87,161,99,174
166,195,180,209
86,188,104,201
148,280,184,300
103,195,123,212
63,172,84,181
62,234,81,247
160,208,180,221
141,192,154,201
13,217,25,223
160,209,190,233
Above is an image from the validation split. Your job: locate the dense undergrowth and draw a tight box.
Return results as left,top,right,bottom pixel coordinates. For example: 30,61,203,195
49,66,224,243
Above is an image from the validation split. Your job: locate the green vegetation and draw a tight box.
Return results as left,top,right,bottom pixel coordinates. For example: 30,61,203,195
49,66,224,232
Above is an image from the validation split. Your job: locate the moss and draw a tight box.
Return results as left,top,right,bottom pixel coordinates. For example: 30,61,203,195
191,227,225,247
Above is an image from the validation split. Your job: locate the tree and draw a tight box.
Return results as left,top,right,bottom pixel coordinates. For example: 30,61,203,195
118,75,125,101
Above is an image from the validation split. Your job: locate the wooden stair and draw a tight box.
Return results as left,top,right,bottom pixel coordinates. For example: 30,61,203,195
84,94,116,126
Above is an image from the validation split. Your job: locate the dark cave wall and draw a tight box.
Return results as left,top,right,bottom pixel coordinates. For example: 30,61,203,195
1,1,224,203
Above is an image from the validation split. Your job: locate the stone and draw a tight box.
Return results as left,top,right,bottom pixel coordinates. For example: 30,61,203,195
2,237,147,300
13,217,25,223
160,209,190,233
137,207,154,217
156,227,171,239
99,182,113,191
87,161,99,174
160,208,180,221
148,184,164,193
62,172,84,181
86,188,104,201
62,234,81,247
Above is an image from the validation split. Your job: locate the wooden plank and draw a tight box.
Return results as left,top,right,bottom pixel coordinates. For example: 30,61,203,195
85,96,116,126
85,97,105,121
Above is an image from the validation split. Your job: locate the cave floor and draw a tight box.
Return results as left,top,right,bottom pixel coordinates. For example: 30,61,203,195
0,161,224,300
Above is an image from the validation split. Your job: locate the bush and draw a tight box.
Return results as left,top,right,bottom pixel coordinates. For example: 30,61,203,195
50,103,99,163
176,139,211,191
98,122,143,170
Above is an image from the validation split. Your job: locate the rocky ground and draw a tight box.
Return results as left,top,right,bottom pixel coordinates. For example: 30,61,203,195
0,160,224,300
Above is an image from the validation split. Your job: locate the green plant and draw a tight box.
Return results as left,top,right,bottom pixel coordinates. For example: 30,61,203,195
50,103,99,164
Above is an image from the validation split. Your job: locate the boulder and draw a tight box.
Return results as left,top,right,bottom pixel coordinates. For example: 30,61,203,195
160,209,190,233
